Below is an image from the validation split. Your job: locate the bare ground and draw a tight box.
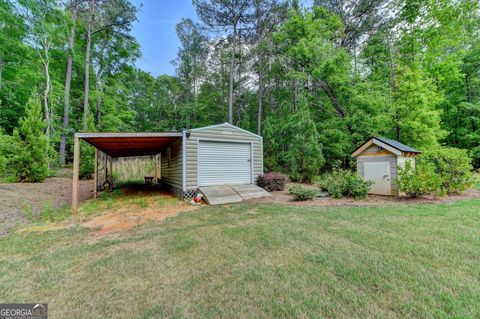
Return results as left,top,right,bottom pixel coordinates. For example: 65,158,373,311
252,182,480,207
0,176,92,236
82,203,199,236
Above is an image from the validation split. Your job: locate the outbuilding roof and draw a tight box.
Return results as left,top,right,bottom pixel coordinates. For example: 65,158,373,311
351,136,421,157
373,137,421,154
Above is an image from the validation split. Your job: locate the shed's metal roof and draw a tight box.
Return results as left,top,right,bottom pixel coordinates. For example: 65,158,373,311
374,137,421,154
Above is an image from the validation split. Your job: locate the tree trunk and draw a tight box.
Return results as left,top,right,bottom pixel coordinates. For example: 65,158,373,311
257,69,264,135
0,58,3,92
59,2,78,165
83,0,95,130
466,73,476,133
43,52,51,144
39,38,52,171
387,31,395,109
256,0,263,136
95,33,108,129
466,73,472,103
228,22,237,124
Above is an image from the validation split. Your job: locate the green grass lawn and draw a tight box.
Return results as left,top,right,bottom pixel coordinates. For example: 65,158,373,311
1,200,480,318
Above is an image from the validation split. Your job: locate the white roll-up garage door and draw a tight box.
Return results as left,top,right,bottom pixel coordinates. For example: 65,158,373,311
198,141,252,186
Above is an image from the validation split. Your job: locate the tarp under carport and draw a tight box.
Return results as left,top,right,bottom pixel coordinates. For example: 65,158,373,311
72,132,182,214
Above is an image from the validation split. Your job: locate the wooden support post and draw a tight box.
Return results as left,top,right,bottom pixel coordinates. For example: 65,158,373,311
109,156,113,178
103,153,107,181
93,148,98,199
72,136,80,215
154,155,159,183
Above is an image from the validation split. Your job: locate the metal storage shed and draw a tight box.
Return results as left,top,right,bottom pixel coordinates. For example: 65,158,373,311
72,123,263,213
351,137,421,196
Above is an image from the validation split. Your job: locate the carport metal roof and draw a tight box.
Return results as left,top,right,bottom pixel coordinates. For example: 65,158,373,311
76,132,182,158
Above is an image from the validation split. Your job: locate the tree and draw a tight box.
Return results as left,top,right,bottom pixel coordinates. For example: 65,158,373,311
174,18,207,128
252,0,288,135
9,90,49,182
82,0,95,130
389,66,445,149
92,0,139,129
193,0,254,124
59,0,80,166
21,0,67,170
285,102,325,182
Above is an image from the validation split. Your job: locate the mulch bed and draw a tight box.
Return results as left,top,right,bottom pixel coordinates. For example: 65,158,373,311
252,183,480,207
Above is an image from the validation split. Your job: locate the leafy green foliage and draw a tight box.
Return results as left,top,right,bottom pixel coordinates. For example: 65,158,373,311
0,128,13,176
389,66,445,150
285,104,324,182
317,169,374,199
288,184,317,201
1,0,480,189
419,147,474,194
397,161,443,198
9,91,48,182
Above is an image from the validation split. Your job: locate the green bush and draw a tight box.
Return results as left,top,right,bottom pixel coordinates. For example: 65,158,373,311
257,172,287,191
419,147,473,194
288,185,317,201
317,169,374,199
285,105,325,183
397,161,443,198
79,144,95,179
0,128,14,177
9,90,48,182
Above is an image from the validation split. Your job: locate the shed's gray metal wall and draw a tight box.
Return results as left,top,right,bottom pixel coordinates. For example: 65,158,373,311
160,138,183,192
356,146,398,196
185,124,263,190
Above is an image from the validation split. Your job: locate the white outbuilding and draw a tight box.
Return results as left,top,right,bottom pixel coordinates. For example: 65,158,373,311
351,137,421,196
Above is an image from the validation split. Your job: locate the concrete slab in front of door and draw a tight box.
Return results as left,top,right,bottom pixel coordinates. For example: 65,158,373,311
199,184,270,205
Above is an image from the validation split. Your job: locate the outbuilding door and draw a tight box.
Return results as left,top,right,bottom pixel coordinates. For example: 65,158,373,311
364,161,391,195
198,140,252,186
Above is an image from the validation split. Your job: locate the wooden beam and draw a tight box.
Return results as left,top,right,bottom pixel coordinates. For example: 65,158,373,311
93,148,98,199
72,136,80,215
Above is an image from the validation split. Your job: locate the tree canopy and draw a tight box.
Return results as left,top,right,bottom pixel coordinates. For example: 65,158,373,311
1,0,479,181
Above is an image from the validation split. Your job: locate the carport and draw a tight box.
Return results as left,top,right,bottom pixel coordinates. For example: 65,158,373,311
72,123,267,214
72,132,182,214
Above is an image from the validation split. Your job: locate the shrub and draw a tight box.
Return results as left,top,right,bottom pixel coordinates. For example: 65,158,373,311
257,172,287,191
317,169,373,199
397,161,443,198
419,147,473,194
288,185,317,201
285,105,325,183
0,128,13,177
79,144,95,179
263,99,325,184
9,90,48,182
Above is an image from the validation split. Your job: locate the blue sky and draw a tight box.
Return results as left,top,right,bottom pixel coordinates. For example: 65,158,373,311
131,0,313,77
131,0,200,77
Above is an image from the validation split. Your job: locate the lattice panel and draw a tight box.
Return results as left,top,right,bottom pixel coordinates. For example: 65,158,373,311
182,189,198,202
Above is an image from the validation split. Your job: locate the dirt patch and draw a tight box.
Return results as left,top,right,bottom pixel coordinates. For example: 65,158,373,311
0,173,92,236
252,183,480,207
83,203,199,236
